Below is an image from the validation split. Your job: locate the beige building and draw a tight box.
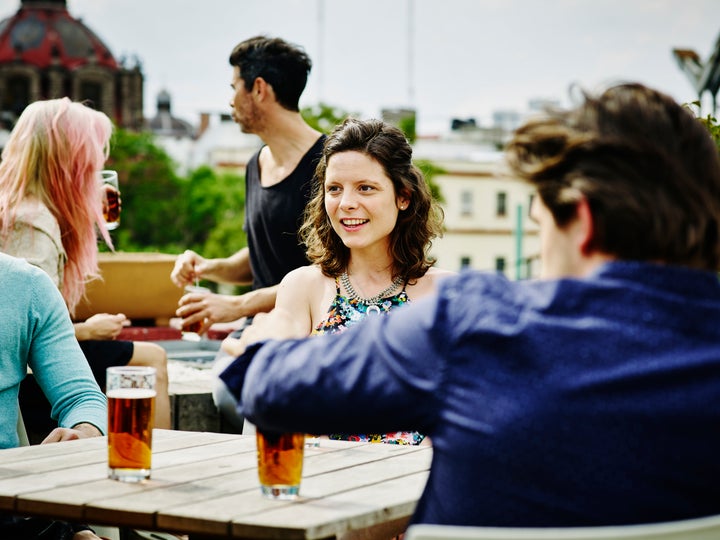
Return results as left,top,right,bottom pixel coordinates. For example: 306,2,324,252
414,139,540,280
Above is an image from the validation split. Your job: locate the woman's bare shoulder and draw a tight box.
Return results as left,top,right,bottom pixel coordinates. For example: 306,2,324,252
280,264,331,290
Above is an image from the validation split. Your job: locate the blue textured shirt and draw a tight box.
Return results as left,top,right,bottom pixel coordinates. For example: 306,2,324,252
221,261,720,527
0,253,107,448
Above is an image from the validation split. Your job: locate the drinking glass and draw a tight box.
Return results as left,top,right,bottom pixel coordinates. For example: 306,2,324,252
106,366,156,482
256,429,305,499
181,284,211,341
100,169,121,230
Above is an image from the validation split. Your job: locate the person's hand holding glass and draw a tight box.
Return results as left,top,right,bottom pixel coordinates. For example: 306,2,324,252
100,169,121,230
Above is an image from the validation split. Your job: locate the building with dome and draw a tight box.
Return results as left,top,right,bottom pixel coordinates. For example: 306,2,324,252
0,0,143,130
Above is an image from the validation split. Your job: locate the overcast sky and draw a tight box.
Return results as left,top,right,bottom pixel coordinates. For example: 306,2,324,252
4,0,720,134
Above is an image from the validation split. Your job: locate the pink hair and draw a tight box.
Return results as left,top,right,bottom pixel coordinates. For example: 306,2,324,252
0,97,114,314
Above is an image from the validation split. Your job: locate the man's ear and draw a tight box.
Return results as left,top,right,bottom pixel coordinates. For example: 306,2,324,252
252,77,270,101
575,196,595,255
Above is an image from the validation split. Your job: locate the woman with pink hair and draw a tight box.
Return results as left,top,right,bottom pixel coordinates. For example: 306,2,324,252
0,98,170,430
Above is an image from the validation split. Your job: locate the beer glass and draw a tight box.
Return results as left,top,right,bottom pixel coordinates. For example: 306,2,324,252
106,366,156,482
256,429,304,499
100,169,121,230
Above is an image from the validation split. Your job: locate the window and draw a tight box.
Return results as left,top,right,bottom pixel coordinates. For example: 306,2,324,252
496,191,507,216
495,257,506,274
4,75,30,118
460,190,473,217
79,81,103,110
459,256,472,269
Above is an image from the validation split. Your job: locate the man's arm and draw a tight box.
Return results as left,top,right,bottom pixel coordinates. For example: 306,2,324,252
177,283,279,327
219,298,445,436
208,248,254,284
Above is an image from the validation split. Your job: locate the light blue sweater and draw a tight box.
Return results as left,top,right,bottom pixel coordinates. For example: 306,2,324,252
0,253,106,448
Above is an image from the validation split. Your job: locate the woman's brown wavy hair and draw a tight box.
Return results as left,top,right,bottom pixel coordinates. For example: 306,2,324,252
300,117,444,281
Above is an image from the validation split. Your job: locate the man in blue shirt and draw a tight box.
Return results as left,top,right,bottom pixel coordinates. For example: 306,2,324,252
219,83,720,528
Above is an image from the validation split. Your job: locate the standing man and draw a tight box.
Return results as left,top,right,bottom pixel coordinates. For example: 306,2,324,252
171,35,325,330
220,83,720,527
170,36,325,431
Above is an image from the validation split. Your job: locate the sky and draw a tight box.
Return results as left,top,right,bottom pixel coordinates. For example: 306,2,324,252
3,0,720,135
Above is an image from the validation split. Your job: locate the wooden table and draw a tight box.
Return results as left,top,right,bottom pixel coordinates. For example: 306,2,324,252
0,429,432,539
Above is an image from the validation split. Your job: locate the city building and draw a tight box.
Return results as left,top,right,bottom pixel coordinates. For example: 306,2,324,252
413,137,539,278
0,0,143,130
145,89,197,174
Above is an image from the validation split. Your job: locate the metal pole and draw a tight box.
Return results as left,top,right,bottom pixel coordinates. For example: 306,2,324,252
407,0,414,106
515,204,523,280
317,0,324,103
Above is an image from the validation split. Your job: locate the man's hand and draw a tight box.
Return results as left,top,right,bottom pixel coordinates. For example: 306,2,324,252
176,291,242,332
41,422,102,444
221,308,305,357
171,249,208,287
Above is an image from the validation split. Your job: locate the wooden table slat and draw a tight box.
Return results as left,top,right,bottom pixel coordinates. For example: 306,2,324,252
0,430,431,539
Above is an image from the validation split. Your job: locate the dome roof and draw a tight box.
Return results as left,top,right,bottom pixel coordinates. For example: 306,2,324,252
0,0,118,70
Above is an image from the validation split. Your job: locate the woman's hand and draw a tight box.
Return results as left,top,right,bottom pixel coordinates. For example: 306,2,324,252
74,313,128,341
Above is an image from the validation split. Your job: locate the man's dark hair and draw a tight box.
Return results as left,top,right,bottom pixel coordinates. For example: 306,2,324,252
506,82,720,271
229,35,312,112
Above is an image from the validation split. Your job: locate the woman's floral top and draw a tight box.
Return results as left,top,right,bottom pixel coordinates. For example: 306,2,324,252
311,277,425,445
311,278,409,335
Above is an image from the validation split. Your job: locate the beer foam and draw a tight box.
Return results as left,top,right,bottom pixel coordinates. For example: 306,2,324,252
107,388,157,399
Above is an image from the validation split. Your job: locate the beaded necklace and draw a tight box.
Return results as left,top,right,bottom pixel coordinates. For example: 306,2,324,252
339,271,404,306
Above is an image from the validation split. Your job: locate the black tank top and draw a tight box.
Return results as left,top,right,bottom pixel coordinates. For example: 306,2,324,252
244,135,326,289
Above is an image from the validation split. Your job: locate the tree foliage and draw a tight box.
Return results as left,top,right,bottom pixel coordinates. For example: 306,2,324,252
104,129,246,256
687,101,720,154
301,102,357,134
104,129,183,251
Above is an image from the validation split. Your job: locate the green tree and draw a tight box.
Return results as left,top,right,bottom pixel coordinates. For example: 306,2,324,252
181,165,246,258
301,102,357,133
105,129,246,256
416,159,445,204
398,114,417,144
699,113,720,154
687,101,720,154
105,129,184,251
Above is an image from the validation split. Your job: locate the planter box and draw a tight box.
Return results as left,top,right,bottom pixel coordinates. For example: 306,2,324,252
73,252,182,325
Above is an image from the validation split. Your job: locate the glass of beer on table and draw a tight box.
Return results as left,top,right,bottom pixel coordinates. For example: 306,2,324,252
100,169,121,230
106,366,156,482
256,429,305,499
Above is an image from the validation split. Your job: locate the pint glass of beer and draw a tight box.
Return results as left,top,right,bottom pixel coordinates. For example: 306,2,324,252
100,169,121,230
106,366,156,482
256,429,304,499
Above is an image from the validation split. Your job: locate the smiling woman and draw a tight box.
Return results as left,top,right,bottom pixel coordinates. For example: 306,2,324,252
235,117,455,445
